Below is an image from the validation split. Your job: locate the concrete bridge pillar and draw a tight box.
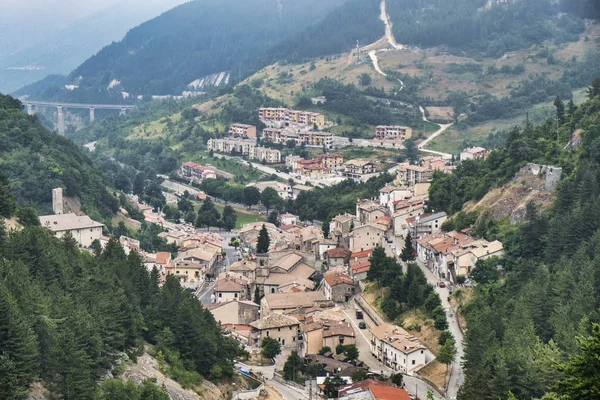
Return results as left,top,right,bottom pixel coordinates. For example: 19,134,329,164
119,107,126,116
26,103,34,115
57,106,65,135
89,107,95,122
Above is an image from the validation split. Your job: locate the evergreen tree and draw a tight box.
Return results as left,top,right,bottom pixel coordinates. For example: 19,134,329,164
256,224,270,253
283,351,303,381
549,324,600,399
437,339,457,389
221,205,237,231
400,233,416,262
0,171,16,218
554,96,565,124
0,285,39,400
587,76,600,99
195,198,220,230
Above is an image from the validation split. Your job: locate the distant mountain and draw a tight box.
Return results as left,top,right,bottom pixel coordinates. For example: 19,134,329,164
0,0,188,93
19,0,349,101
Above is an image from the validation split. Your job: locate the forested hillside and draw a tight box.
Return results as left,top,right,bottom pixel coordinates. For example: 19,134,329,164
387,0,586,57
0,94,118,218
262,0,382,64
24,0,347,101
0,205,239,398
426,79,600,399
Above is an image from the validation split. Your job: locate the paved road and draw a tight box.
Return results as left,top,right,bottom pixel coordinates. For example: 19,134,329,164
235,363,309,400
414,259,464,398
341,301,444,400
161,179,201,196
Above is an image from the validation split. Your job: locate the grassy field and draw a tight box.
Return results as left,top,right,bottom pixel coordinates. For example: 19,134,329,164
195,200,266,230
427,98,562,154
339,146,401,162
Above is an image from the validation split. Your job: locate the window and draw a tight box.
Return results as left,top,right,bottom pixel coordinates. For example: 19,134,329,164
278,328,281,332
266,331,269,337
421,350,423,354
282,339,285,345
218,293,222,297
412,360,416,365
234,293,238,298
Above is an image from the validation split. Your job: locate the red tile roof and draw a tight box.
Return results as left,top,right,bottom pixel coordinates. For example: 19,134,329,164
156,252,171,265
351,261,371,275
326,247,352,258
324,272,354,286
339,380,410,400
351,249,373,259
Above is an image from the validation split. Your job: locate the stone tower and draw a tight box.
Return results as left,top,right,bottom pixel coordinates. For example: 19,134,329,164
52,188,63,215
255,253,270,278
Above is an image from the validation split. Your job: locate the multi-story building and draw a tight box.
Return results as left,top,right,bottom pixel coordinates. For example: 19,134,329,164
262,127,300,143
259,108,325,127
298,131,333,149
344,159,376,179
410,212,448,240
228,123,257,139
370,324,434,373
396,164,434,186
258,107,289,123
250,313,301,349
178,161,217,183
39,213,104,248
316,153,344,170
207,138,281,163
460,146,488,160
291,110,325,127
254,146,282,163
375,125,413,141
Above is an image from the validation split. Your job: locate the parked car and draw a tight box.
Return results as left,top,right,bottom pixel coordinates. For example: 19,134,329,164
358,322,367,329
438,281,446,288
355,310,364,319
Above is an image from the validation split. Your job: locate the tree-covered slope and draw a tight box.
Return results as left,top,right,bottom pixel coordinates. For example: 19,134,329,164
262,0,383,64
0,94,118,218
29,0,347,100
387,0,586,57
0,221,239,399
427,79,600,399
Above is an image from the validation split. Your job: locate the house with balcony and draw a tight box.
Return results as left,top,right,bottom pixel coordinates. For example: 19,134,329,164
344,159,376,179
370,324,434,373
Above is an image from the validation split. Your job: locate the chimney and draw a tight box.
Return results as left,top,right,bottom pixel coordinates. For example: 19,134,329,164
52,188,63,215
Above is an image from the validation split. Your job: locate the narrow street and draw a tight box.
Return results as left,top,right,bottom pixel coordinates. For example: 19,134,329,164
413,259,464,399
341,301,444,400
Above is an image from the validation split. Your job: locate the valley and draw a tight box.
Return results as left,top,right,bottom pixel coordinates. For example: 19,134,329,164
1,1,600,400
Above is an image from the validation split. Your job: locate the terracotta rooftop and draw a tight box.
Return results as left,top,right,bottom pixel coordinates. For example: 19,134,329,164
339,379,410,400
156,252,171,265
324,272,354,287
326,248,352,258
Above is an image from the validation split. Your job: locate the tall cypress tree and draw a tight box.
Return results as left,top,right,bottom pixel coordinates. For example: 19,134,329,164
400,233,416,262
256,224,270,253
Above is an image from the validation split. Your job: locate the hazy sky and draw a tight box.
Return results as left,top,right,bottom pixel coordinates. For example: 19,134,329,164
0,0,188,56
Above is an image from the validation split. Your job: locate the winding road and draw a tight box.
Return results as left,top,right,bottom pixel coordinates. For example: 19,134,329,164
366,0,455,159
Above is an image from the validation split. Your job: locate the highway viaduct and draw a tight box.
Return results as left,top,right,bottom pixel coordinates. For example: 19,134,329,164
23,100,135,135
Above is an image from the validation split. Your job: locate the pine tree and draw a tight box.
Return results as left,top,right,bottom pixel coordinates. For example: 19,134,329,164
283,351,303,381
400,233,416,261
256,224,270,253
554,96,565,124
0,172,16,218
437,339,457,389
0,285,39,400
